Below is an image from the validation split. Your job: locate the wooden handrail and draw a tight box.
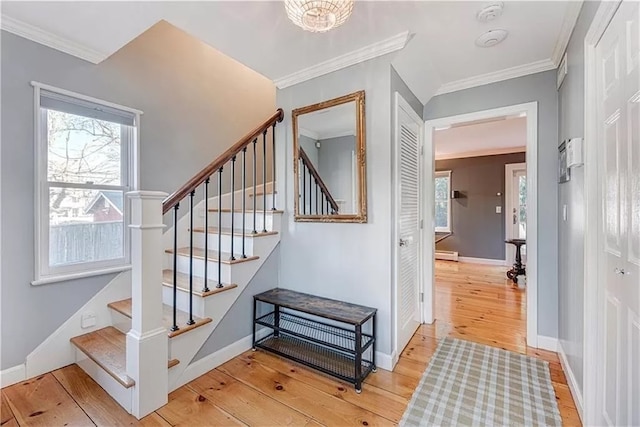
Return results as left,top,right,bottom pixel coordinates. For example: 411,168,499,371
298,147,339,214
162,109,284,214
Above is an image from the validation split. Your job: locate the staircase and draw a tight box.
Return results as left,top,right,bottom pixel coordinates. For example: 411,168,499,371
67,109,284,418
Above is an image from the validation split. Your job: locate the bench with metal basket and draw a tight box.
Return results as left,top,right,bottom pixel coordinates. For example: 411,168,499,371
252,288,377,393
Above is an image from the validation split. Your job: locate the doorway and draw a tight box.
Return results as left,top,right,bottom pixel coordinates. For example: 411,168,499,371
505,162,527,264
424,102,539,347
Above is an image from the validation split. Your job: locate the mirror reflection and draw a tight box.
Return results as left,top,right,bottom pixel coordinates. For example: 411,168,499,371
293,91,366,222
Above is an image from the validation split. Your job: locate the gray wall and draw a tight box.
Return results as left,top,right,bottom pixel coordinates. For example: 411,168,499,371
277,55,396,355
195,245,279,360
1,22,276,369
424,70,559,338
318,135,356,213
436,152,527,260
558,0,600,395
390,66,423,118
299,135,319,167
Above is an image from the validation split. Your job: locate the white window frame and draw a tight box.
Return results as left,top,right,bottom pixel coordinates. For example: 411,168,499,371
434,170,452,233
31,82,142,285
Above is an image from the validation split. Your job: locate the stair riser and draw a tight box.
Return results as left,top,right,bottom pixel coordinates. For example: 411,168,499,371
192,232,256,255
162,285,206,318
75,352,132,413
245,196,278,211
170,254,232,283
202,182,276,209
167,322,215,370
206,212,278,233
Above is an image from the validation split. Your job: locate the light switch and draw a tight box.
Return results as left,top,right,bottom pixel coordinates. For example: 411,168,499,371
81,312,97,329
495,206,502,214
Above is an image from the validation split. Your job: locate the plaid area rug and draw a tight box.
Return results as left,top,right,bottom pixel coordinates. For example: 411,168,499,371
400,338,562,426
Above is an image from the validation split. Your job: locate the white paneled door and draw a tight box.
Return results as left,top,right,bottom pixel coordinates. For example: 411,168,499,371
596,2,640,425
394,93,423,356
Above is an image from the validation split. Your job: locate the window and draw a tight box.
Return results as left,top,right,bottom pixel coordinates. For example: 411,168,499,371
435,170,451,232
33,83,139,284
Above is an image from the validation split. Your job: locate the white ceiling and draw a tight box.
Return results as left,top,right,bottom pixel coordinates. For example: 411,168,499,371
298,102,356,140
1,1,575,103
434,116,526,159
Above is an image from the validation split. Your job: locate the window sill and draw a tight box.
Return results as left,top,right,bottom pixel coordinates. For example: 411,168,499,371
31,265,132,286
435,229,452,234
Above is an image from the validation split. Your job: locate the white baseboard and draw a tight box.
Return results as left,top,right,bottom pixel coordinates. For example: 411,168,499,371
558,342,584,421
536,335,558,352
375,351,395,372
0,364,26,388
435,250,459,261
458,256,507,266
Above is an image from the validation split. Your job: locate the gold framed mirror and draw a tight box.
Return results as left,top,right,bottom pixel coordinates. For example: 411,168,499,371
293,91,367,223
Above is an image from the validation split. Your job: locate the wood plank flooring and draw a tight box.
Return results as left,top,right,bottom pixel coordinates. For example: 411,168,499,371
1,261,581,426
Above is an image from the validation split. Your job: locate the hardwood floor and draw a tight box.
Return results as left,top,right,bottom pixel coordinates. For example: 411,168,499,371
1,261,581,426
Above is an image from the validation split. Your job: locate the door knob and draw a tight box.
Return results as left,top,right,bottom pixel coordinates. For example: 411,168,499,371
614,268,630,275
399,239,407,247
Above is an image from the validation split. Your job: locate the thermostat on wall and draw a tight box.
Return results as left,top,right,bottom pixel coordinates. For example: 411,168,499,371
566,137,583,168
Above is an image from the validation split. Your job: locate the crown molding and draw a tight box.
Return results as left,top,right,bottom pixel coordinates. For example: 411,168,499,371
551,0,584,66
299,127,320,141
274,30,411,89
435,146,526,161
435,58,556,96
1,14,108,64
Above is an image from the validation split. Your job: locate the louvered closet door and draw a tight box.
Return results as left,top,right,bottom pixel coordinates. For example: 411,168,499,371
396,101,422,354
596,2,640,425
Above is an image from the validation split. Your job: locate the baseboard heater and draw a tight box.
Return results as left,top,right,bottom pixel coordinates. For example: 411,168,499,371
435,250,459,261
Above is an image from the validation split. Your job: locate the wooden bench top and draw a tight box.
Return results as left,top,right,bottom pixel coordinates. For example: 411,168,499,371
254,288,376,326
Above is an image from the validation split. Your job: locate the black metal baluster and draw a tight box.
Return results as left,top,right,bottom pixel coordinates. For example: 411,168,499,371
202,178,210,293
241,148,247,258
308,169,312,214
322,192,325,215
217,167,223,288
271,124,276,211
171,204,180,332
252,139,257,234
315,180,319,215
262,130,267,232
302,162,306,215
230,156,236,261
187,191,195,326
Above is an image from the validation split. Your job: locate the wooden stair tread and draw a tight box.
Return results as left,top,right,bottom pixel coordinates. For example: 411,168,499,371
161,269,238,297
248,190,277,197
191,227,278,237
166,247,259,264
70,327,134,388
207,208,284,214
107,298,213,338
70,327,180,388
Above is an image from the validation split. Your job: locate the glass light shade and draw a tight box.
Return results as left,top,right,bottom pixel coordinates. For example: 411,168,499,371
284,0,355,33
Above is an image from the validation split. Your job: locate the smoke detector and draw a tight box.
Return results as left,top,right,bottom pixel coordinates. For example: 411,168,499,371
477,2,504,22
475,29,508,48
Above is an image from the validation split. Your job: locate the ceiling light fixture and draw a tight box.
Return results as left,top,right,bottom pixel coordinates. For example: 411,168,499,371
476,2,504,23
475,29,508,48
284,0,355,33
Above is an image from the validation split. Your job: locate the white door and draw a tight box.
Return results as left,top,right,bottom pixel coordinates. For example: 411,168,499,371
505,163,527,263
394,93,423,355
596,2,640,425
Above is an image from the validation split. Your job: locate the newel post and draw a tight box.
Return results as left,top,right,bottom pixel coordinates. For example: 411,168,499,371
126,191,169,418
